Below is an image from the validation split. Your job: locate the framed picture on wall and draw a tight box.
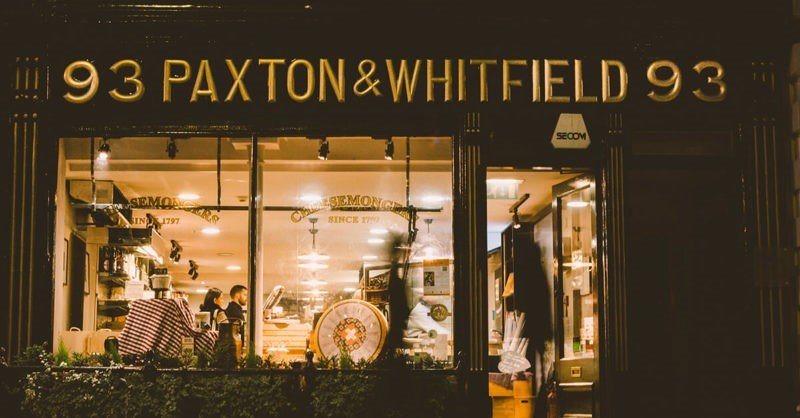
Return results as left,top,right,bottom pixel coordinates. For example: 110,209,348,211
83,252,90,295
62,238,69,286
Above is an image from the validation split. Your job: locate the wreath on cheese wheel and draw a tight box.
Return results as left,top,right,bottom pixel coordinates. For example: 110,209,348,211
310,299,388,363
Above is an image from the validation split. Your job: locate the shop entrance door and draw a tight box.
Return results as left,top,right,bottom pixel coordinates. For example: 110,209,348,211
553,174,599,418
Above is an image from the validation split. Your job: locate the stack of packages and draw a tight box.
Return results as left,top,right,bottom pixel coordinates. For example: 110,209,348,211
489,312,534,418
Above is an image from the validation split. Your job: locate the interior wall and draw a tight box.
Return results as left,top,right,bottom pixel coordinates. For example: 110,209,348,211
51,144,72,348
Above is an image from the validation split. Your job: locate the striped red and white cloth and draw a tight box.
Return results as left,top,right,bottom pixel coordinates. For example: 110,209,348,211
119,298,218,358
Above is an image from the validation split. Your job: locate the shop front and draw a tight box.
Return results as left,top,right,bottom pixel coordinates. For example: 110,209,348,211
2,2,797,417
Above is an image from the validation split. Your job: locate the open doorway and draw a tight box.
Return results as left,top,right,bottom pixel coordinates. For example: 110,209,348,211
486,169,598,418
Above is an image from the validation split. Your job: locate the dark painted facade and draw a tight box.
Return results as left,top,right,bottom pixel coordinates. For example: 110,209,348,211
1,1,796,417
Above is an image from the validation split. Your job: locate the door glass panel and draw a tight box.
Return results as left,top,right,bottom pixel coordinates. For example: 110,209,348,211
558,180,597,360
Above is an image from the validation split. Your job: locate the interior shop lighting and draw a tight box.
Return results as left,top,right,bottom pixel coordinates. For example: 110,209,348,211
384,138,394,160
300,194,323,203
318,138,330,160
487,178,523,185
298,218,330,269
97,137,111,161
300,279,327,286
226,265,242,271
509,193,530,230
567,201,590,208
298,262,328,270
368,238,385,244
369,228,389,235
201,227,220,235
362,255,378,260
136,245,164,265
195,288,208,294
178,192,200,200
512,211,522,229
298,253,331,261
420,195,448,204
167,137,179,159
343,287,357,293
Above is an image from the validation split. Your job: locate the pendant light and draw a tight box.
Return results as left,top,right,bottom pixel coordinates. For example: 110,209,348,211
412,218,447,261
298,218,330,269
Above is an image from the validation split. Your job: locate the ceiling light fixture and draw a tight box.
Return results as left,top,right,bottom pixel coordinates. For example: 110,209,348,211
512,211,522,229
300,194,323,203
167,137,179,159
412,218,447,261
97,137,111,161
226,265,242,271
298,218,330,269
369,228,388,235
487,178,523,185
178,193,199,200
298,262,328,270
300,279,327,286
201,227,220,235
384,138,394,160
421,195,447,204
509,193,530,230
367,238,385,245
343,287,357,293
317,138,329,160
567,201,589,208
362,255,378,261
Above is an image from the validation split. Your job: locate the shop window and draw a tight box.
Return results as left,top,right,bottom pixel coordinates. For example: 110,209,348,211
259,137,454,367
52,135,453,368
52,137,249,353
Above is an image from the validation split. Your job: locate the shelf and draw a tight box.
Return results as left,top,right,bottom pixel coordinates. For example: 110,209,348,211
98,273,129,287
97,299,130,317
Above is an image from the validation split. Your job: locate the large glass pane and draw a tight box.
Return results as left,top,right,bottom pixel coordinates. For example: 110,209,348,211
557,180,597,360
260,136,453,367
52,137,249,348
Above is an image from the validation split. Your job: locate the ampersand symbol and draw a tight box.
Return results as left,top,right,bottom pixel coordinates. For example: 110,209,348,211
353,60,382,97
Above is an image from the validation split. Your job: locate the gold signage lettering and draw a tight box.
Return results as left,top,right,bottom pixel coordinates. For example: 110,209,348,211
469,59,497,102
258,59,286,103
531,60,541,102
457,59,466,102
385,59,420,103
190,60,219,102
426,59,452,102
693,60,726,102
163,59,191,103
601,60,628,103
353,59,382,97
574,59,597,103
109,59,144,103
646,60,681,102
544,59,569,103
319,58,345,103
502,59,525,102
287,59,315,102
224,59,252,102
63,60,99,104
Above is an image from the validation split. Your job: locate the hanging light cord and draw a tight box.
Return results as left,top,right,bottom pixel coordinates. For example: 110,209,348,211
401,137,417,281
216,137,222,212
